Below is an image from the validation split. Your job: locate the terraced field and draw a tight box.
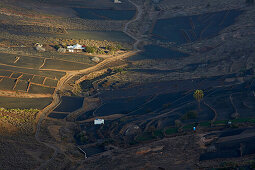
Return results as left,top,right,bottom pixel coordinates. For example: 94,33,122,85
152,9,242,44
72,8,136,20
0,96,52,109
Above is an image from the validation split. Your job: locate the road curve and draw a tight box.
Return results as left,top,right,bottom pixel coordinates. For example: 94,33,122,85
34,1,142,167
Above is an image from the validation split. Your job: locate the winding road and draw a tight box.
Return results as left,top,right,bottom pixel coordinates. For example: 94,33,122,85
35,1,144,169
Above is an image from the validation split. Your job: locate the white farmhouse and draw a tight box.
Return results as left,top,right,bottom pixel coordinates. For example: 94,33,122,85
67,44,85,52
94,119,104,125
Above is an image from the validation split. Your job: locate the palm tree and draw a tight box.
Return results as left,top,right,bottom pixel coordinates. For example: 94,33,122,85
193,89,204,111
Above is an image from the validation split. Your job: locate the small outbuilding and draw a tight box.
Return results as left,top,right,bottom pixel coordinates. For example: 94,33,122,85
94,119,104,125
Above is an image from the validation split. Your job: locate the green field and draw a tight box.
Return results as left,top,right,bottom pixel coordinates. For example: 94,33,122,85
0,96,52,109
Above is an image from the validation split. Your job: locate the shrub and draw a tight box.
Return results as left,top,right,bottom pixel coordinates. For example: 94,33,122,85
86,46,97,53
106,45,118,52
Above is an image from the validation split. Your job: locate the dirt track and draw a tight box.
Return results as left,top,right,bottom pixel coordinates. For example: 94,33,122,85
34,1,142,167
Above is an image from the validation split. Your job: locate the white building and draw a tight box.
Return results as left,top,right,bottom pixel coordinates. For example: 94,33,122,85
67,44,85,52
94,119,104,125
114,0,122,3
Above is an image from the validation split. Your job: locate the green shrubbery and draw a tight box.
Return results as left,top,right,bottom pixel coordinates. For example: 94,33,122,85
85,46,97,53
0,107,39,133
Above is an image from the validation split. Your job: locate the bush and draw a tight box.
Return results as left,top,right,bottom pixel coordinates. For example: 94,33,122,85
106,45,118,52
86,46,97,53
115,44,123,50
113,67,127,73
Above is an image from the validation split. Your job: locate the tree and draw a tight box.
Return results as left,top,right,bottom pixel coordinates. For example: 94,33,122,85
193,89,204,110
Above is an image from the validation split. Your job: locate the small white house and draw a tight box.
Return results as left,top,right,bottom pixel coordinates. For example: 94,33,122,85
94,119,104,125
67,44,85,53
114,0,122,3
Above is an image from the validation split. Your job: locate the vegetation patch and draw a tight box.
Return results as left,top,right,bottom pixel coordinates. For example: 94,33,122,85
165,127,178,135
0,107,39,133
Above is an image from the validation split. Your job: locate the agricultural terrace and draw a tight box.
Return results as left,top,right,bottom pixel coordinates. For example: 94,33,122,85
0,47,102,96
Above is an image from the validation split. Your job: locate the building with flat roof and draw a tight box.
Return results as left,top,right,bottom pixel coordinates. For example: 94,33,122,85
94,119,104,125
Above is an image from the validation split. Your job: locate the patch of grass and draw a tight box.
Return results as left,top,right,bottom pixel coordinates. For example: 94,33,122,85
153,130,164,138
0,107,39,133
213,120,228,125
199,121,211,127
183,124,194,130
165,127,178,135
136,132,155,142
